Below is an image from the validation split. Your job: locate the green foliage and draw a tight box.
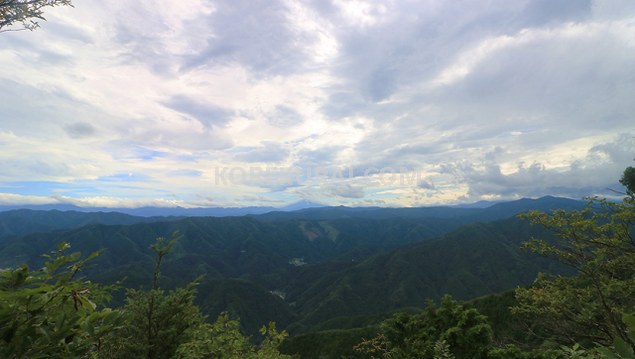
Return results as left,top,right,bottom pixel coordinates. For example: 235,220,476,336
0,197,581,334
102,284,204,359
486,345,562,359
0,0,73,32
354,333,392,359
280,325,380,358
0,209,157,240
0,242,121,358
195,279,296,337
433,339,455,359
467,291,536,348
514,198,635,350
1,196,608,358
175,313,290,359
558,343,599,359
150,231,182,290
356,295,493,359
621,167,635,198
595,313,635,359
101,234,289,359
291,216,565,328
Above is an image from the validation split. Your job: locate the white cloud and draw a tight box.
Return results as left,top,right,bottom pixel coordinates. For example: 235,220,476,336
0,193,188,208
1,0,634,207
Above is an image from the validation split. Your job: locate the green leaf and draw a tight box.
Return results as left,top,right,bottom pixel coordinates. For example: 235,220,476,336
614,338,634,358
597,347,621,359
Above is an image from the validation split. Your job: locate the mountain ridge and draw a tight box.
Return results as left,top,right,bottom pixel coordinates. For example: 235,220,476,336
0,195,585,336
0,195,582,218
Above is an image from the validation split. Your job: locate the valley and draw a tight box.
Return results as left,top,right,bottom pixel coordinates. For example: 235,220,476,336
0,197,581,341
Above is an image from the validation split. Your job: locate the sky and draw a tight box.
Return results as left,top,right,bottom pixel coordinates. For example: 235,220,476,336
1,0,635,208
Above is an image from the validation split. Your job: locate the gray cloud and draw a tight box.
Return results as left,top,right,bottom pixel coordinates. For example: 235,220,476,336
267,105,304,127
0,79,113,140
519,0,592,27
451,134,635,200
321,2,527,109
111,3,192,75
233,142,289,163
324,183,365,199
64,122,96,138
181,0,314,75
418,180,436,190
108,126,234,153
163,95,233,127
434,30,635,134
321,91,367,119
294,146,343,169
325,0,635,196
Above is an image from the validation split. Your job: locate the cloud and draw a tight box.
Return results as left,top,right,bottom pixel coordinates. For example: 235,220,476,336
417,180,436,190
233,142,289,163
294,146,344,169
1,0,634,207
64,122,96,138
163,95,234,127
324,183,365,199
267,105,304,127
98,173,153,183
449,134,635,200
52,194,185,208
520,0,592,27
0,193,57,206
168,169,203,177
181,0,321,75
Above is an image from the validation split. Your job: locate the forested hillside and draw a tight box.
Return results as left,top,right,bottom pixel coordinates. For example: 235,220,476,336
2,194,634,358
0,197,580,337
0,209,171,240
283,217,569,330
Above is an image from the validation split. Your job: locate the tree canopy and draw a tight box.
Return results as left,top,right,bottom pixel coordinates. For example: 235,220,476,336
0,243,121,358
621,166,635,198
354,295,493,359
0,236,291,359
514,196,635,354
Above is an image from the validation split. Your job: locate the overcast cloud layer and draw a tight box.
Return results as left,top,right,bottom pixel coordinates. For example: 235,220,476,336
1,0,634,208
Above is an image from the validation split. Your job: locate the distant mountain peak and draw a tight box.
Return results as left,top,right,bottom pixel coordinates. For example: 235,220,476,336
451,200,500,209
281,200,326,211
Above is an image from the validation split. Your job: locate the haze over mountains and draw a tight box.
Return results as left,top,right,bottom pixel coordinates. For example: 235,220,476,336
0,196,583,240
0,196,583,336
0,199,326,218
0,194,581,219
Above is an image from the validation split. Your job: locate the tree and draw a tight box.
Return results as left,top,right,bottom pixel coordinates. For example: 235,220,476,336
175,313,291,359
103,233,290,359
100,233,205,359
355,295,493,359
0,0,72,32
105,283,205,359
513,197,635,351
620,166,635,198
0,242,121,358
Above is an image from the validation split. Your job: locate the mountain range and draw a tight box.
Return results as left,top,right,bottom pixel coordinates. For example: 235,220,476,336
0,199,327,218
0,196,584,337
